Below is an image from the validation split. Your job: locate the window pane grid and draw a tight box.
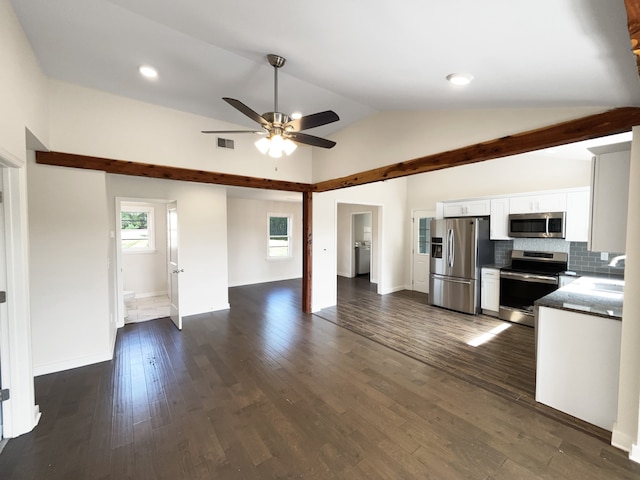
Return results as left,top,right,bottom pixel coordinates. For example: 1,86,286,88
268,215,291,257
121,207,154,251
418,217,430,255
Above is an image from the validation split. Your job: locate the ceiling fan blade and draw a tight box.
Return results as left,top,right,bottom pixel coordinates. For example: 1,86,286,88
288,132,336,149
223,97,269,127
201,130,264,134
286,110,340,131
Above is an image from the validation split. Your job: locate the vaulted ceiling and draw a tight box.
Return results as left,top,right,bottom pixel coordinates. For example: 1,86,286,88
11,0,640,140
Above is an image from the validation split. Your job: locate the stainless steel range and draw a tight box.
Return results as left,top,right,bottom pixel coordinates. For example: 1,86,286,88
499,250,568,327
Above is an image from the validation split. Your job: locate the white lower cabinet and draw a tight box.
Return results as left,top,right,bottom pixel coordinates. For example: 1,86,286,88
536,306,621,430
481,268,500,316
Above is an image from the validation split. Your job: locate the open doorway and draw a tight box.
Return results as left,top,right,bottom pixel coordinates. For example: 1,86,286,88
115,199,171,325
352,212,372,279
336,203,380,303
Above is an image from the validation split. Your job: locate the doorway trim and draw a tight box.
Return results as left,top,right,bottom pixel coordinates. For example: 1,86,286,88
0,146,40,438
114,196,175,328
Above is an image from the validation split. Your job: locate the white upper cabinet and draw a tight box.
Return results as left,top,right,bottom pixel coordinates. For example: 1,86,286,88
443,199,490,217
509,193,567,214
588,142,630,253
489,198,510,240
565,189,590,242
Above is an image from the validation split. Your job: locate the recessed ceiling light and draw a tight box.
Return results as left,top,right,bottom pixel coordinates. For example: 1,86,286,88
138,65,158,79
290,112,302,120
446,73,474,86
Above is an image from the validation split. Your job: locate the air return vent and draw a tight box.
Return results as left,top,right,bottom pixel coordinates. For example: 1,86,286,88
217,137,235,149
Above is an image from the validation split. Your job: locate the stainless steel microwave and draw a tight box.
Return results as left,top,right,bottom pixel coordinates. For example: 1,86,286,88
508,212,566,238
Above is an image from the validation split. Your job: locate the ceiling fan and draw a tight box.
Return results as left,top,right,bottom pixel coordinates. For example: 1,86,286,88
202,54,339,157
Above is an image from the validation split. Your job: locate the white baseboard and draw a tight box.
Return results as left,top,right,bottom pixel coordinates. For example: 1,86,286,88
611,422,636,454
135,290,168,299
337,271,355,278
378,284,407,295
630,443,640,464
33,349,113,377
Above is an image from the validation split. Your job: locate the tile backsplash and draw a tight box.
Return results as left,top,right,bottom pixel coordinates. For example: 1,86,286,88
492,240,624,275
568,242,625,275
493,240,513,266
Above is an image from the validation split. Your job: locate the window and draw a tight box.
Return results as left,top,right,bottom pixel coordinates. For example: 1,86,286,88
418,217,430,254
268,215,291,258
121,206,155,252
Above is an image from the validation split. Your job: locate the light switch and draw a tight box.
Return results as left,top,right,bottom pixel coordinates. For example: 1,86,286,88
600,252,609,261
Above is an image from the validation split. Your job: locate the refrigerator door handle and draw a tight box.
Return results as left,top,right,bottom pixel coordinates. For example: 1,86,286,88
448,229,454,267
432,274,472,285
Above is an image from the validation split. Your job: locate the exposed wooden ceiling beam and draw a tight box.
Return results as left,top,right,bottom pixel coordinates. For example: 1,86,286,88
313,107,640,192
625,0,640,75
37,108,640,195
35,151,311,193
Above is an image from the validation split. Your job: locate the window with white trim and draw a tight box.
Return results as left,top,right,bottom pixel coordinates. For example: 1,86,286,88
121,205,155,252
268,214,292,258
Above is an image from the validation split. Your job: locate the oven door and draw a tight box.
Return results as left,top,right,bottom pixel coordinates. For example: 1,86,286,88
499,270,559,326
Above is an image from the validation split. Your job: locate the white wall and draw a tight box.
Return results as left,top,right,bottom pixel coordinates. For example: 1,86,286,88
0,0,49,162
121,201,168,297
313,179,407,312
107,174,229,317
613,127,640,459
48,80,313,184
312,108,607,182
407,154,591,211
227,197,302,287
27,156,112,376
0,0,51,437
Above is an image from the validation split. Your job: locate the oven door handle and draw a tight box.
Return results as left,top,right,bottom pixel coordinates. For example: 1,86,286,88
500,271,558,285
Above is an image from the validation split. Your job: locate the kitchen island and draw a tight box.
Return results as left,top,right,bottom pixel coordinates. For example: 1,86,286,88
534,275,623,431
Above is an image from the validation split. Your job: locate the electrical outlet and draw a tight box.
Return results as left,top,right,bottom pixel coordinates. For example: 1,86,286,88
600,252,609,261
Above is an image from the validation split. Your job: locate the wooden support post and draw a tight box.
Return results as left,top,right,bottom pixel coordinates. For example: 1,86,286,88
302,191,312,313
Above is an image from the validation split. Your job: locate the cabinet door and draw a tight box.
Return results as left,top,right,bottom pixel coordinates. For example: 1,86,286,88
443,199,490,217
443,203,465,217
565,189,589,242
509,193,566,214
481,268,500,314
590,148,630,253
490,198,510,240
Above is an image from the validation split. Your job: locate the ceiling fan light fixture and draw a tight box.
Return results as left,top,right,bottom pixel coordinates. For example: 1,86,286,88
446,72,474,86
255,135,297,158
255,137,271,154
283,138,297,156
290,112,303,120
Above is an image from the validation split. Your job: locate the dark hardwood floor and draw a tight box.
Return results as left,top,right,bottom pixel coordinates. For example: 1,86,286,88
317,276,609,441
1,278,638,479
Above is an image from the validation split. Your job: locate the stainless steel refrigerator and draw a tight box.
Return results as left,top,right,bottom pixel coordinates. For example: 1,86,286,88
429,217,493,314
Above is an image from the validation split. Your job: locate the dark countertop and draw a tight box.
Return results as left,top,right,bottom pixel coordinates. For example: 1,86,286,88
535,275,624,319
481,264,506,270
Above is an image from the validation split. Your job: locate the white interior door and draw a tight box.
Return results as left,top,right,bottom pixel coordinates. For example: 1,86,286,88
167,202,182,330
412,210,435,294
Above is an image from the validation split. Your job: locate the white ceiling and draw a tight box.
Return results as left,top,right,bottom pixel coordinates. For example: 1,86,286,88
11,0,640,141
